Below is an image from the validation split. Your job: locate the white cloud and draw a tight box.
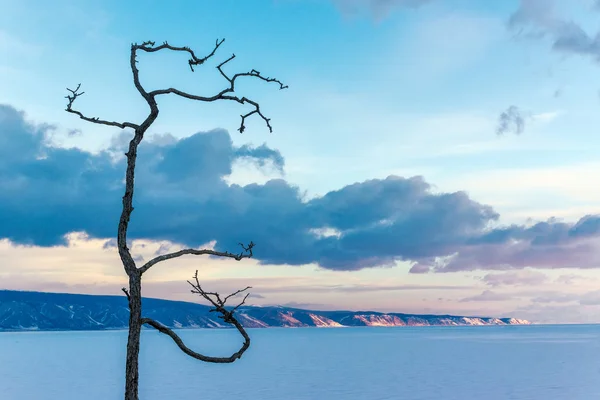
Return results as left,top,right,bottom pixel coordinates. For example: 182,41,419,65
531,110,563,123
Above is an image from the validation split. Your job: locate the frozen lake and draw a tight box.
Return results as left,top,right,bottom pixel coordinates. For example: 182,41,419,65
1,324,599,399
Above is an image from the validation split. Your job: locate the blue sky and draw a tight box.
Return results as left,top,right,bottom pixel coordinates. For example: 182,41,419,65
1,0,600,323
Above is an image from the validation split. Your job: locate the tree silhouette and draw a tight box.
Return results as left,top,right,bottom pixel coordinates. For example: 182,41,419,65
65,39,287,400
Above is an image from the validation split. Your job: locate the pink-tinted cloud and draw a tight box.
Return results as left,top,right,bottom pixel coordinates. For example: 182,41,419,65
460,290,515,302
481,270,548,287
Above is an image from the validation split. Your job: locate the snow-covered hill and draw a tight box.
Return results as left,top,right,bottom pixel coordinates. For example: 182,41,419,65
0,290,530,331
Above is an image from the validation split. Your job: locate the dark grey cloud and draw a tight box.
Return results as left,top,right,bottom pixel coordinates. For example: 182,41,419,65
508,0,600,62
496,105,526,135
333,0,433,20
1,104,599,272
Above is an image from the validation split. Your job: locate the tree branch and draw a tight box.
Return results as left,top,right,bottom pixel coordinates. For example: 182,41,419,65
135,38,225,72
187,270,252,322
136,39,287,133
65,84,139,130
141,317,250,363
121,287,131,302
141,272,251,363
139,241,254,274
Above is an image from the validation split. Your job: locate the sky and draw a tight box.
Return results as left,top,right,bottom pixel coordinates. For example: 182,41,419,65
0,0,599,324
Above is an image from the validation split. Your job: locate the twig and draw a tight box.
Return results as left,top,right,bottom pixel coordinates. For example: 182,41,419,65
121,287,131,302
187,270,251,323
65,84,139,130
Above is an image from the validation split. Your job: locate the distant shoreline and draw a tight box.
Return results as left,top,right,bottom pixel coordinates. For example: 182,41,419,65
4,324,568,334
0,289,533,330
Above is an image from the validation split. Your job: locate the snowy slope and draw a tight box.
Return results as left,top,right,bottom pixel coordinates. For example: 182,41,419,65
0,290,530,331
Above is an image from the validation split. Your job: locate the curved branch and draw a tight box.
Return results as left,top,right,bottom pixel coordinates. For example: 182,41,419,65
139,242,254,274
148,87,232,102
65,84,139,130
141,317,250,363
230,69,288,91
142,272,252,363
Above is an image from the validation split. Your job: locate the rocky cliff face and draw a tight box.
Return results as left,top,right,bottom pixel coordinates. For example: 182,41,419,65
0,290,530,331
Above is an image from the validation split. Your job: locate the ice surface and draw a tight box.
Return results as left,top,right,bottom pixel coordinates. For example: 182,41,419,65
0,325,598,399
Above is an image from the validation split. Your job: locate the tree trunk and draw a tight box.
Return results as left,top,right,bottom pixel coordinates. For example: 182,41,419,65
124,273,142,400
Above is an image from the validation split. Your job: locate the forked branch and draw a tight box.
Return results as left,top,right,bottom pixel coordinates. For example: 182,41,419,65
65,84,139,130
139,241,254,274
134,39,288,133
141,270,252,363
187,270,252,318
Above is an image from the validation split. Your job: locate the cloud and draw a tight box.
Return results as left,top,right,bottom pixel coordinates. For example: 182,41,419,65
530,110,561,123
580,290,600,305
332,0,433,20
481,270,548,287
430,216,600,273
531,289,600,306
510,302,597,324
67,129,82,137
508,0,600,62
496,105,526,135
409,262,431,274
460,290,515,302
555,274,589,285
531,292,579,304
553,88,562,98
1,104,599,272
274,301,331,310
309,283,471,292
234,143,285,174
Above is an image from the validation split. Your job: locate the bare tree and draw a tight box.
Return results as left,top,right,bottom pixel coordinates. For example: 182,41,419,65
65,39,287,400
